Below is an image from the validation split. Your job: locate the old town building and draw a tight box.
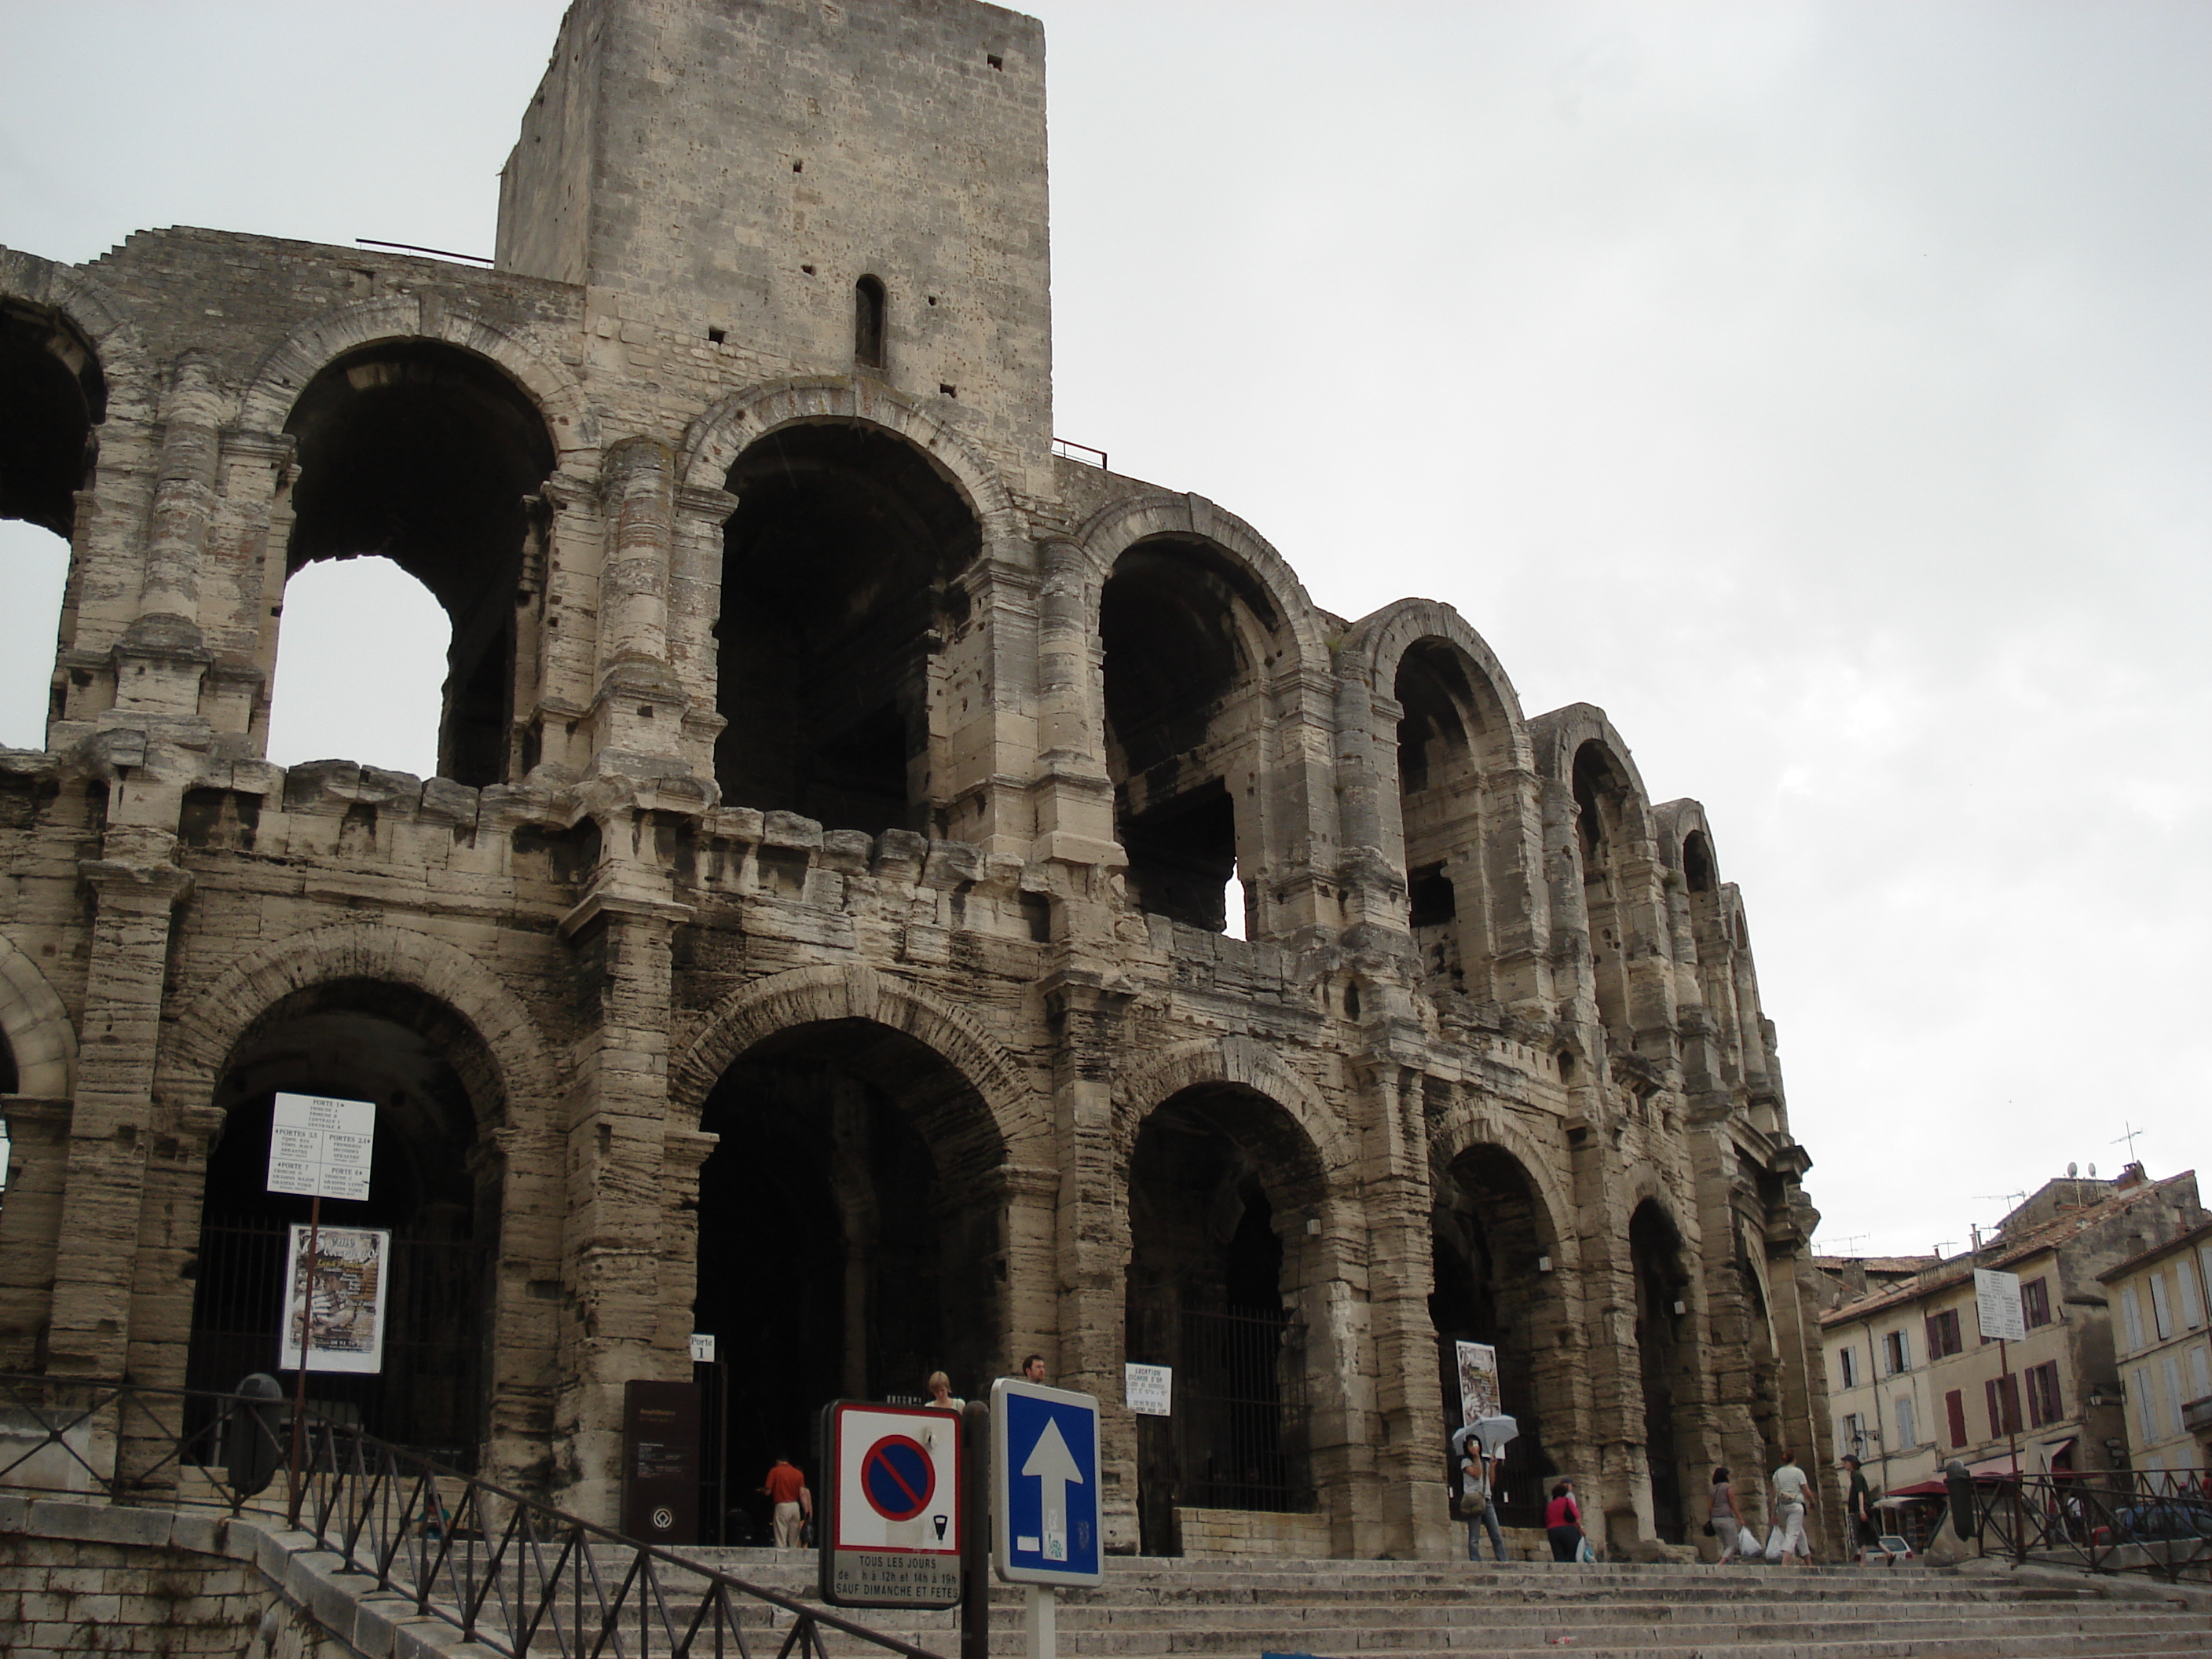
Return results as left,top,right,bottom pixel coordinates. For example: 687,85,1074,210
1818,1167,2203,1542
2100,1218,2212,1478
0,0,1828,1558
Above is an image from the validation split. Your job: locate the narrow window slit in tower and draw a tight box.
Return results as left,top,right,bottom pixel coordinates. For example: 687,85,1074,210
987,54,1002,70
707,327,726,344
855,275,887,368
939,383,956,398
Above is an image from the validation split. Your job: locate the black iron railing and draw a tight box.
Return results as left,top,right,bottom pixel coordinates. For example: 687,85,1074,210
1972,1469,2211,1584
0,1373,948,1659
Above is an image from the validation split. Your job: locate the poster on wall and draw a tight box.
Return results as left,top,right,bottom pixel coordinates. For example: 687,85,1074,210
277,1225,390,1373
1455,1340,1500,1424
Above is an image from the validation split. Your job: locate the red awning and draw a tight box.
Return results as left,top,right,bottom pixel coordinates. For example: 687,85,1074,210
1884,1440,2082,1499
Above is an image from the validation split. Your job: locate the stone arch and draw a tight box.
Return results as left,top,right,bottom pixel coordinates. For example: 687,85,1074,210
1338,599,1536,774
0,249,155,427
1425,1101,1577,1268
0,930,76,1098
1528,704,1656,848
677,379,1022,548
1655,799,1720,890
669,962,1043,1159
1073,492,1331,677
1109,1036,1350,1185
236,295,595,458
156,921,555,1122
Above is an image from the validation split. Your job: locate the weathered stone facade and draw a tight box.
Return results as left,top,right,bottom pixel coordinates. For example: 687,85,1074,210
0,0,1828,1558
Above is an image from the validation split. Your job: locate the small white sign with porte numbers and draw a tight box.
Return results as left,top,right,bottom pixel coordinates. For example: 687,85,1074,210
266,1092,376,1202
1974,1268,2027,1343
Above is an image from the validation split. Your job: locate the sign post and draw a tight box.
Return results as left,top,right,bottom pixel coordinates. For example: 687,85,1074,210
991,1379,1104,1659
264,1091,375,1524
821,1401,963,1610
1974,1266,2028,1545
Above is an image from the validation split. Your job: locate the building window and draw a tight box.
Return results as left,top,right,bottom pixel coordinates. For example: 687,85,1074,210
1925,1308,1963,1359
1945,1389,1968,1448
2163,1355,2186,1437
2179,1256,2203,1331
1838,1346,1859,1389
1895,1394,1917,1448
855,275,887,368
2020,1276,2052,1329
1883,1329,1912,1374
1839,1412,1866,1457
2122,1285,2146,1354
2133,1365,2155,1442
2188,1340,2210,1406
2023,1361,2062,1427
2149,1273,2174,1342
1985,1373,2021,1437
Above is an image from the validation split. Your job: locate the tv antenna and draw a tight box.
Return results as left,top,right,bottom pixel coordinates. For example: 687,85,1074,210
2111,1123,2144,1162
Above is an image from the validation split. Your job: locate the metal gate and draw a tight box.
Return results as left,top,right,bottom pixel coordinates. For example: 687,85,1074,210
1132,1302,1312,1551
182,1217,487,1467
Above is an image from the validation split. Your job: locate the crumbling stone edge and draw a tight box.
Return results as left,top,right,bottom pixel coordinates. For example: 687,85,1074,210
0,1492,505,1659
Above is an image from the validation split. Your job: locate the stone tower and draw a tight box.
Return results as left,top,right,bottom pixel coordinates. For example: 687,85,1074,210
0,0,1832,1557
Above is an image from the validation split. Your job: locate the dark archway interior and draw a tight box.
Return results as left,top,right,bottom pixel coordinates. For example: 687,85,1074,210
1430,1144,1558,1525
185,983,498,1465
1630,1199,1693,1542
0,298,103,540
1102,538,1274,932
691,1020,1002,1542
1126,1085,1316,1553
716,422,980,837
0,1031,17,1095
1683,831,1716,893
284,342,555,789
1397,643,1487,991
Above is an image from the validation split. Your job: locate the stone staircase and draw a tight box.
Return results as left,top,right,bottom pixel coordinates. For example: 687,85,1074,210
657,1549,2212,1659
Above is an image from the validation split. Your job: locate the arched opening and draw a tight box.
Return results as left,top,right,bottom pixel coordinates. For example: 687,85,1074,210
0,298,103,751
267,557,451,777
690,1020,1005,1543
1430,1144,1561,1527
1395,642,1496,994
1124,1084,1324,1555
1101,538,1276,934
715,422,980,837
184,982,501,1466
282,342,556,789
854,276,886,369
1571,741,1635,1038
1629,1199,1696,1543
1682,830,1716,895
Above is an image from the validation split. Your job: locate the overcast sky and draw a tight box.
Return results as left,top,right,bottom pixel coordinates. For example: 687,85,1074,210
2,2,2205,1258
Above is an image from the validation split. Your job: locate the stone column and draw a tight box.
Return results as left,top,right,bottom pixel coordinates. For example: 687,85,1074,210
1350,1059,1452,1558
588,441,692,774
552,844,695,1525
137,355,221,631
1027,540,1118,868
1042,972,1138,1549
46,840,192,1380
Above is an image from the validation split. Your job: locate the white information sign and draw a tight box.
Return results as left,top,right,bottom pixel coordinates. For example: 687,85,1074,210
689,1332,717,1363
1974,1268,2027,1343
1124,1363,1172,1418
266,1093,376,1202
278,1225,390,1373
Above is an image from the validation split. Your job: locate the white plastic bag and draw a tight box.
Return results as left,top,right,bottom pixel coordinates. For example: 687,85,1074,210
1763,1524,1785,1562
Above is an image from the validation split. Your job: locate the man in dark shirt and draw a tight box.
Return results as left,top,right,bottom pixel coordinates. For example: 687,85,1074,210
1840,1455,1877,1559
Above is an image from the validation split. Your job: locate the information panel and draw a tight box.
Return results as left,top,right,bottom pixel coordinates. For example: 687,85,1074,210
266,1093,375,1202
820,1401,962,1610
1124,1363,1172,1418
1974,1268,2027,1343
276,1225,389,1373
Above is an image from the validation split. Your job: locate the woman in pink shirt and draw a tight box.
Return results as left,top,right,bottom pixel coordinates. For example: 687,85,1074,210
1544,1478,1585,1562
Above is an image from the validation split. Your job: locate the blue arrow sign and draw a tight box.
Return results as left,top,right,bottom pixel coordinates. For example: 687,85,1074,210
991,1378,1104,1585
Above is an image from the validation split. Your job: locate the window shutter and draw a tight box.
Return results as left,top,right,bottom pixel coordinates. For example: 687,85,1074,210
2178,1257,2202,1330
2150,1274,2174,1342
2122,1285,2145,1353
1946,1389,1967,1447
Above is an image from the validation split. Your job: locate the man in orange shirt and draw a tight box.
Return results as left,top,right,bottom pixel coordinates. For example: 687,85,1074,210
760,1456,811,1549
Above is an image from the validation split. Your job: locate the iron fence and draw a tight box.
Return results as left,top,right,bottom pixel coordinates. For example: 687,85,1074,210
0,1373,948,1659
1170,1306,1310,1514
1971,1468,2211,1584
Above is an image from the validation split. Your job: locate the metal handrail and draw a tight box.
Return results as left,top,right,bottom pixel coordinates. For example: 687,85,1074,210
0,1373,950,1659
1972,1468,2212,1584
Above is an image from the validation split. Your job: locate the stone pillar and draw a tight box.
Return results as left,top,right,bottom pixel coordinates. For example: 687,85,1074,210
46,838,192,1379
1027,540,1118,868
137,355,221,631
587,442,692,775
1350,1059,1451,1558
1042,972,1137,1549
669,483,737,780
552,844,695,1525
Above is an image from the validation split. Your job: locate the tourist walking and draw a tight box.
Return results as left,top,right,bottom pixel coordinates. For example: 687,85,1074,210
760,1456,811,1549
1708,1466,1746,1562
1544,1479,1586,1562
1767,1450,1812,1565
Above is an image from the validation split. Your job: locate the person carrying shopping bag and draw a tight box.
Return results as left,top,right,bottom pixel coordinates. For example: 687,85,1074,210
1544,1479,1587,1562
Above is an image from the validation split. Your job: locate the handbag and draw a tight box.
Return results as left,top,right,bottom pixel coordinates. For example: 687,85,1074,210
1701,1520,1716,1536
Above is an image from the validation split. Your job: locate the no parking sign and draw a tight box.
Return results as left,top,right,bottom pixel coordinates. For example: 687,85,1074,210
820,1401,962,1609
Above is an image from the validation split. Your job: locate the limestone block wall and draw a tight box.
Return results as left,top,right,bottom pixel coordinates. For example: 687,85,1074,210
0,0,1835,1562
